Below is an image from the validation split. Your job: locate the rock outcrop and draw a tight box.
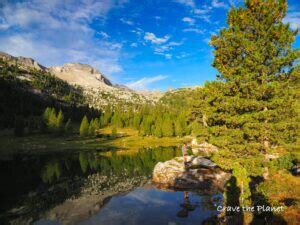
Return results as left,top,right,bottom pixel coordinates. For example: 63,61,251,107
191,140,218,155
152,156,230,191
50,63,112,88
0,51,46,71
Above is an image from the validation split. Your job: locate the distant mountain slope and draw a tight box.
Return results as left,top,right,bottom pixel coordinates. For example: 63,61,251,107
50,63,112,88
0,51,46,71
0,52,156,109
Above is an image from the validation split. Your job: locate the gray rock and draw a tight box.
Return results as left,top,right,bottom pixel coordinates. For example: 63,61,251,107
152,156,230,191
190,157,217,168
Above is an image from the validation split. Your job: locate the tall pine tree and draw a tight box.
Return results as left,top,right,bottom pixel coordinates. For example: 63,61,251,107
209,0,299,158
80,116,89,137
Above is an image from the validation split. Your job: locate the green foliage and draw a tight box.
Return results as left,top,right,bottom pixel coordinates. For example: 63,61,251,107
0,59,100,133
42,107,68,133
191,0,299,175
80,116,89,137
161,116,174,137
56,110,64,133
269,154,294,171
232,163,252,207
203,1,299,209
48,108,57,130
89,119,96,136
43,107,51,122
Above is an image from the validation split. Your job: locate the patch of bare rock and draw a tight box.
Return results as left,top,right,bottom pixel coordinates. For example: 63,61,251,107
152,156,230,192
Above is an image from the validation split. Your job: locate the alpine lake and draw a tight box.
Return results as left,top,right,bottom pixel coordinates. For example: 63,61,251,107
0,146,223,225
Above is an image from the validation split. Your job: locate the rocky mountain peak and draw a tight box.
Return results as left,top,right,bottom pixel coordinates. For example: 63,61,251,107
0,51,46,71
49,63,112,87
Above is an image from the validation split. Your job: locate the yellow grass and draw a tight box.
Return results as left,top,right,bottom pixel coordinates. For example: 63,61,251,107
98,126,191,151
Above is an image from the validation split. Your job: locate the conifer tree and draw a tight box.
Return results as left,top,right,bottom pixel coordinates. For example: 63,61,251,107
89,119,96,136
153,117,163,137
80,116,89,137
162,116,174,137
94,118,100,130
43,107,51,121
174,113,187,137
209,0,299,156
140,116,153,136
133,114,142,129
48,108,57,130
56,110,64,132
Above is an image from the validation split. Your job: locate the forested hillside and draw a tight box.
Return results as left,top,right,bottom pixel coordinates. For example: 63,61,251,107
0,59,99,134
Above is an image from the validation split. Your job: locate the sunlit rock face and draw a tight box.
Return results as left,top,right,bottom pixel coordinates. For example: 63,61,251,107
50,63,112,88
152,156,230,191
0,51,46,71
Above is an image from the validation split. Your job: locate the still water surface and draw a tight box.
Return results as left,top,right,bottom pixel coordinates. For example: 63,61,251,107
0,147,222,225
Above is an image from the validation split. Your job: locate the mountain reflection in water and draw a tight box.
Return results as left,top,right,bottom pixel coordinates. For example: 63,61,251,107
0,146,222,225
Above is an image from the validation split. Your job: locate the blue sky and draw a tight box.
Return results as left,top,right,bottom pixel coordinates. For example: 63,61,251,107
0,0,299,91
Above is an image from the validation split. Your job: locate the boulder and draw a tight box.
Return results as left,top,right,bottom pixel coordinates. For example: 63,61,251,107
191,140,218,155
152,156,230,191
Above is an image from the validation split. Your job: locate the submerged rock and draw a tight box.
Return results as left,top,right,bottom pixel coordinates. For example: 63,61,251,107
152,156,230,191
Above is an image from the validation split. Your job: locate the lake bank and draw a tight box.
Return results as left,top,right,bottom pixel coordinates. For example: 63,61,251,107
0,127,191,156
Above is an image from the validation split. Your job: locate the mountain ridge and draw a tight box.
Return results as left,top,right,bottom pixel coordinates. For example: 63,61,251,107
0,51,162,108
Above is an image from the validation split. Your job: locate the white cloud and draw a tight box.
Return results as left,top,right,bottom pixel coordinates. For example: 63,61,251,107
0,34,123,75
153,41,183,57
130,43,138,47
173,0,195,8
0,0,119,30
211,0,229,10
183,28,203,34
195,15,211,23
0,0,127,79
131,28,144,36
164,54,172,59
120,18,134,25
143,31,183,58
98,31,110,39
126,75,167,90
193,8,211,15
182,17,195,25
176,52,189,59
144,32,170,44
284,11,300,31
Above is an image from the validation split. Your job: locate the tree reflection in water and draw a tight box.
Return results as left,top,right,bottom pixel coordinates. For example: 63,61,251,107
0,147,181,224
